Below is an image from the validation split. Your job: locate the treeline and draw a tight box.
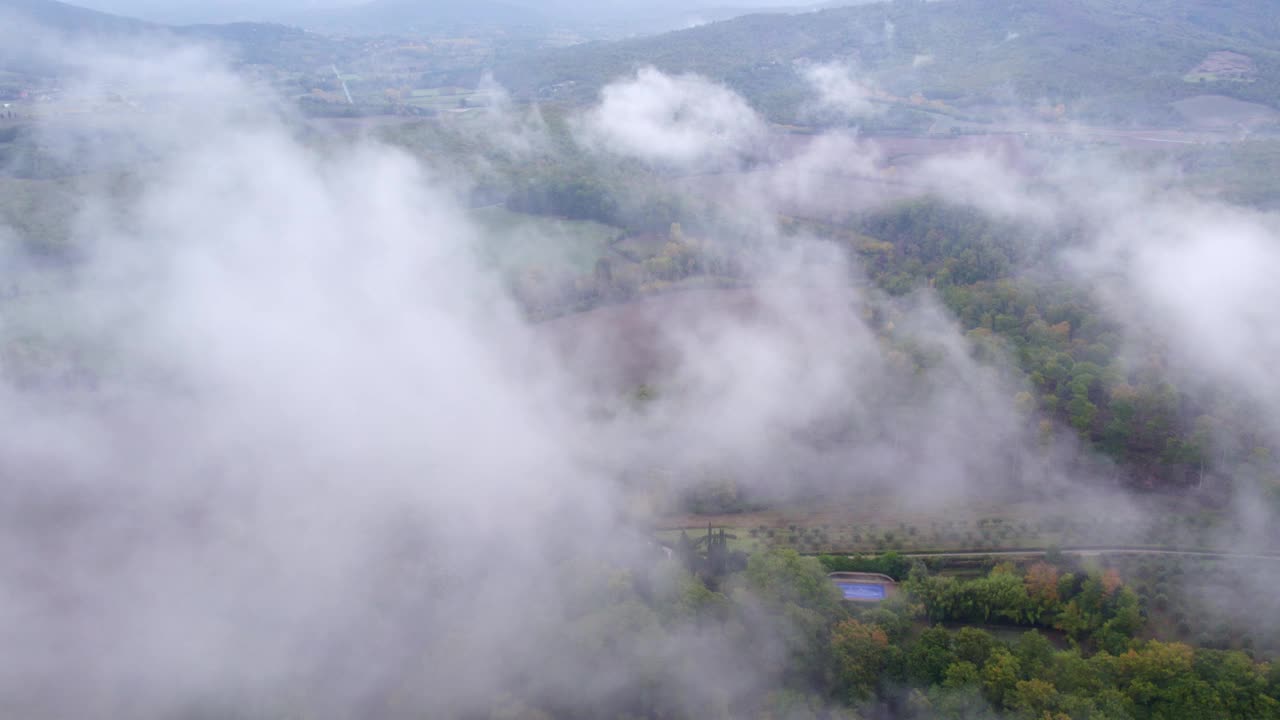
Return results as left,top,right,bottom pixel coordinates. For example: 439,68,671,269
906,561,1142,653
819,552,913,581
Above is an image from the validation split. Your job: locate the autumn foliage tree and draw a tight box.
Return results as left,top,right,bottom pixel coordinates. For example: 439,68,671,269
831,619,890,702
1024,561,1060,623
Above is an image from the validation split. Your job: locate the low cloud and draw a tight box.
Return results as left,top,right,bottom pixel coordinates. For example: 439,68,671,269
574,66,768,170
4,20,1280,720
801,61,882,121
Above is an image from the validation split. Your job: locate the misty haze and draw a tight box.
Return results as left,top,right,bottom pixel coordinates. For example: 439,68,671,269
1,0,1280,718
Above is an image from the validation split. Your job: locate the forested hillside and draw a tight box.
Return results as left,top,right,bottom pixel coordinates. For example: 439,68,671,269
369,109,1277,493
0,0,156,34
496,0,1280,123
0,0,369,82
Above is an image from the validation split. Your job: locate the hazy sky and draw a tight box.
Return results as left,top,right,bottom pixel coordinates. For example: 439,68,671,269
64,0,844,27
63,0,362,24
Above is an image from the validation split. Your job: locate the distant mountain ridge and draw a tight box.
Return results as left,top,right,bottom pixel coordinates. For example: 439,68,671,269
54,0,359,26
281,0,858,39
493,0,1280,124
282,0,547,35
0,0,158,36
0,0,362,76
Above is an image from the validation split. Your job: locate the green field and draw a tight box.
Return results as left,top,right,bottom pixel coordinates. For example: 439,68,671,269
0,177,81,255
469,206,622,276
405,89,496,111
655,528,765,555
655,499,1232,556
409,87,471,98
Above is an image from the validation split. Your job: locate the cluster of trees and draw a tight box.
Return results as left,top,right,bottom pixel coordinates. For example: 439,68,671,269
906,562,1142,653
506,173,620,226
853,200,1034,291
819,552,914,581
527,546,1280,719
837,617,1280,719
827,556,1280,719
832,197,1278,492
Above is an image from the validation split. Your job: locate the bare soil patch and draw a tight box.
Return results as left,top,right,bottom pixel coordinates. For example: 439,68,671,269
1185,51,1257,82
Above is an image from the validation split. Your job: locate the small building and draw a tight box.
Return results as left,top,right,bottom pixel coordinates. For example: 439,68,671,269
829,572,898,603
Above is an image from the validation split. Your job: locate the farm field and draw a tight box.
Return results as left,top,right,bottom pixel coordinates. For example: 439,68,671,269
404,87,494,112
654,494,1244,556
468,206,621,276
0,177,79,253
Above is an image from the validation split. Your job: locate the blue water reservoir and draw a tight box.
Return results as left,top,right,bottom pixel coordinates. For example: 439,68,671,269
837,583,886,600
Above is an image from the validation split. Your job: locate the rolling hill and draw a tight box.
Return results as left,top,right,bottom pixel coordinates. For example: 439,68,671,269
0,0,364,80
0,0,162,79
282,0,866,40
493,0,1280,124
283,0,548,36
0,0,157,36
